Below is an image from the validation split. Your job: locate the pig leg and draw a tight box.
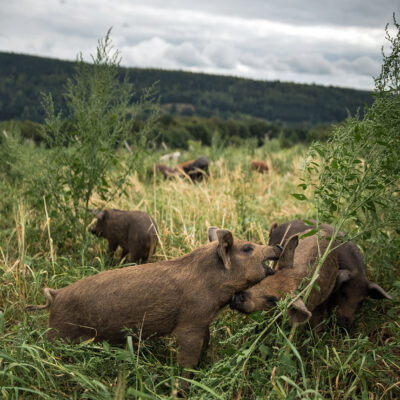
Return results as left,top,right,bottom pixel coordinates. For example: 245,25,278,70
107,240,118,255
202,325,210,350
198,325,211,366
120,248,129,261
310,304,326,335
174,325,208,390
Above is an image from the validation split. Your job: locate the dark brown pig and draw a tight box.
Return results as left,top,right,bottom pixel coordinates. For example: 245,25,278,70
89,209,158,264
268,220,392,330
26,227,282,376
177,156,209,182
251,161,269,174
230,231,339,326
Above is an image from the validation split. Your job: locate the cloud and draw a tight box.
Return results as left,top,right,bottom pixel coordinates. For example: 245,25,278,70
141,0,398,28
336,56,381,77
0,0,395,89
166,42,207,67
285,54,333,75
203,42,237,68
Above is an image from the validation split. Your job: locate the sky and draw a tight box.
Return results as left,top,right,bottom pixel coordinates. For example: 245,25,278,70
0,0,398,90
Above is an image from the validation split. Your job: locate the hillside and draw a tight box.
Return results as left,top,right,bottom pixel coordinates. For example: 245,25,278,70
0,52,373,125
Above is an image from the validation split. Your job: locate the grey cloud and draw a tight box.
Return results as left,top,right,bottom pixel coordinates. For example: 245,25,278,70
0,0,393,90
336,56,381,77
284,54,333,75
165,42,207,67
143,0,398,28
203,42,237,68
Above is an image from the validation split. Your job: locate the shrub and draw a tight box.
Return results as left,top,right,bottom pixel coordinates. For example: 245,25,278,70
1,30,158,249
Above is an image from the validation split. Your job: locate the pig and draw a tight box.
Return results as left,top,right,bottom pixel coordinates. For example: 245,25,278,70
267,220,392,330
152,156,209,182
177,156,209,182
89,209,158,264
230,231,339,326
251,161,269,174
152,164,178,180
26,227,283,379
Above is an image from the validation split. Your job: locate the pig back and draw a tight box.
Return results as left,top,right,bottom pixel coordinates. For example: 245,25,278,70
294,235,338,312
48,263,182,343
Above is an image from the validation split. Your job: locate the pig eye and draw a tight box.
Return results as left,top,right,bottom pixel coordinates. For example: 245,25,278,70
241,244,254,253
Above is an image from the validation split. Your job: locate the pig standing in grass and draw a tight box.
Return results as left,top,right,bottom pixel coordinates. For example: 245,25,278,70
89,209,158,264
178,156,209,181
230,231,339,326
27,227,282,378
268,220,392,330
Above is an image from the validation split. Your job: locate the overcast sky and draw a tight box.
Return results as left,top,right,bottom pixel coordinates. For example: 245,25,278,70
0,0,398,90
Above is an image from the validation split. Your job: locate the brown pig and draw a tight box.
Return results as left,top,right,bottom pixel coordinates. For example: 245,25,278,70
251,161,269,174
89,209,158,264
177,156,209,182
26,227,283,376
268,220,392,330
230,231,339,326
152,164,178,179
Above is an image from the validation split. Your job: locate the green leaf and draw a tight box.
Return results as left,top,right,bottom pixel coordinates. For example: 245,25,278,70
297,183,307,190
291,193,308,201
0,311,4,333
299,228,319,239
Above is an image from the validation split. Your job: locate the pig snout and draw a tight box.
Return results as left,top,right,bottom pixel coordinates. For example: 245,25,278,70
262,244,282,276
230,291,248,312
88,224,101,237
263,262,275,277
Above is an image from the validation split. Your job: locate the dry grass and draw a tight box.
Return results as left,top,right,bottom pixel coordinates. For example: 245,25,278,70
0,143,398,400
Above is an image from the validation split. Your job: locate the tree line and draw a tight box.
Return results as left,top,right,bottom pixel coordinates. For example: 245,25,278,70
0,51,373,126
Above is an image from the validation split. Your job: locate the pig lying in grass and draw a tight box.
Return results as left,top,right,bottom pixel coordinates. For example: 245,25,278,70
230,231,339,326
268,220,392,330
27,227,282,377
89,209,158,264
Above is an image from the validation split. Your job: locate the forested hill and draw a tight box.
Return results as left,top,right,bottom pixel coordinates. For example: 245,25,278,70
0,51,373,125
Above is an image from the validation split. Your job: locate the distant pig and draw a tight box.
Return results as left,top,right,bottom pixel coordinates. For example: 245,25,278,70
177,156,209,182
89,209,158,264
230,231,339,326
251,160,269,174
268,220,392,330
152,163,178,179
27,227,283,378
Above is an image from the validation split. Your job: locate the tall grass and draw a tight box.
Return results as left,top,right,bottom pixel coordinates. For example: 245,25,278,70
0,142,398,399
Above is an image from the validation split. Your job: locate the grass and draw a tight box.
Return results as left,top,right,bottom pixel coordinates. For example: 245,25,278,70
0,141,399,399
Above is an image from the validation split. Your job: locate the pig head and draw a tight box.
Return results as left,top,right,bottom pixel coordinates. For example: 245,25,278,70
27,227,282,376
231,232,339,326
268,220,392,330
89,209,158,264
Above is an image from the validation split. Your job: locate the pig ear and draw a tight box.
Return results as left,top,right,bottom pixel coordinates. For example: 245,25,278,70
367,282,392,300
95,210,106,220
277,234,298,270
288,298,312,325
216,229,234,270
333,269,351,292
208,226,219,242
269,222,278,236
